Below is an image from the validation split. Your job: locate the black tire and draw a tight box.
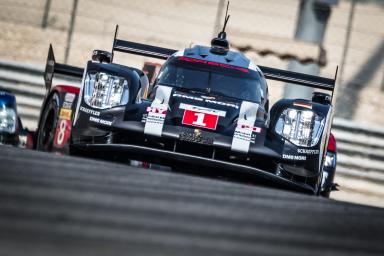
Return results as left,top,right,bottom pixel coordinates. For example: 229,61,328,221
320,189,331,198
36,93,60,152
316,171,326,197
320,166,336,198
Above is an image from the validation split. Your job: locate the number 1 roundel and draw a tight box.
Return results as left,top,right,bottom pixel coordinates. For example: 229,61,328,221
182,110,219,130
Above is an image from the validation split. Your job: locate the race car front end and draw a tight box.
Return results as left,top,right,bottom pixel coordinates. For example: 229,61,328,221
70,56,333,194
71,102,330,194
43,30,337,195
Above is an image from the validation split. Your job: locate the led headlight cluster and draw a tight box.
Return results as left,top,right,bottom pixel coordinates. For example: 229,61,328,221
0,108,16,133
84,72,129,109
275,108,324,147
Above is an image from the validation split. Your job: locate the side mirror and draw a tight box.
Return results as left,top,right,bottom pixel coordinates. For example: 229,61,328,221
92,50,112,63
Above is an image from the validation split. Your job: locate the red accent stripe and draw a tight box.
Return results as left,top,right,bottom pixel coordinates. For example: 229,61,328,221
178,56,249,73
53,85,80,95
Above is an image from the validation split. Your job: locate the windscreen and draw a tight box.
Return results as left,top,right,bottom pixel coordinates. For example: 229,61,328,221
156,57,262,102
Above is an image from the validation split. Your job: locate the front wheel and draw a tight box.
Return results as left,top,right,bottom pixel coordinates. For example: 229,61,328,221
319,151,337,198
36,93,60,152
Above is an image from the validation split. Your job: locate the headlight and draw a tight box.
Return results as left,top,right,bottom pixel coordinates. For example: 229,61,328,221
275,108,324,147
83,72,129,109
0,108,16,133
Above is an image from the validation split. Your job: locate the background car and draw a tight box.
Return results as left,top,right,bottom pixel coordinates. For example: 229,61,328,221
0,89,33,148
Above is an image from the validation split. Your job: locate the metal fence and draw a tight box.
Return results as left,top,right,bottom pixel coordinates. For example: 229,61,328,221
0,60,45,128
0,60,383,206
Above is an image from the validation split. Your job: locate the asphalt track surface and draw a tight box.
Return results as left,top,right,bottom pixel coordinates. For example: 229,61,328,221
0,145,383,256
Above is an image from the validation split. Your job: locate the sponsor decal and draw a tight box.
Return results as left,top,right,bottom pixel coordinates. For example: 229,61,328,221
182,109,219,130
59,108,72,121
297,148,320,155
231,101,259,153
144,86,173,137
282,154,307,161
205,99,239,109
237,124,262,133
180,103,225,130
53,119,71,148
179,103,226,116
233,130,252,142
172,93,239,109
80,106,100,116
200,95,216,100
293,102,312,109
179,129,214,145
172,93,203,102
146,106,167,114
145,112,166,126
62,101,73,109
89,116,112,126
64,93,76,103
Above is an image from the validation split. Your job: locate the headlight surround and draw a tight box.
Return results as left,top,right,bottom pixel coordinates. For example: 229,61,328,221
0,107,16,133
275,108,324,147
83,72,129,109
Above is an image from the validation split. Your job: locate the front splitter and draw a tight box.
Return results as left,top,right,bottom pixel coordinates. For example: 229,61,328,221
72,143,316,194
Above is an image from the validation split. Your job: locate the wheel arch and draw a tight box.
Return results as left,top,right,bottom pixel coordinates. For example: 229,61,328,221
36,84,80,152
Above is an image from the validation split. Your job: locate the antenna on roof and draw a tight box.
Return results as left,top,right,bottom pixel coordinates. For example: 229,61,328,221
211,1,231,54
219,1,230,39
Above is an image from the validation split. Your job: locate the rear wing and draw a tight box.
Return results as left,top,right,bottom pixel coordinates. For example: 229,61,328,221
111,25,337,95
258,65,337,92
113,39,177,60
44,44,84,92
111,26,176,60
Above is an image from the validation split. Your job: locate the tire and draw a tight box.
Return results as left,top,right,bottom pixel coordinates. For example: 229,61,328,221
36,93,60,152
319,151,337,198
320,167,336,198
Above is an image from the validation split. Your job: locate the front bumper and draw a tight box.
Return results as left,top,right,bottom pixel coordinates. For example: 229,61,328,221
112,120,282,158
71,142,317,194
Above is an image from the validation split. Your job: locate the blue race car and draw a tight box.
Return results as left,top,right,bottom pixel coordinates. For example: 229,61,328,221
0,89,19,145
0,89,33,147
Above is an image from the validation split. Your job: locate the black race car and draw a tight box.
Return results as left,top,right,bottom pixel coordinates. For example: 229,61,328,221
36,25,338,196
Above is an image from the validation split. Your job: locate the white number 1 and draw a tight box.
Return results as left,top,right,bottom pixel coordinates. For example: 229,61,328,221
192,112,206,126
